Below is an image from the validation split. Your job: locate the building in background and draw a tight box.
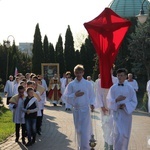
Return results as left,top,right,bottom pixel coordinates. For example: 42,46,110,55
18,43,33,56
109,0,150,17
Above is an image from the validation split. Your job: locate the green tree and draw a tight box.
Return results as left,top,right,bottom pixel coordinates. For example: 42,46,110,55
55,34,65,75
0,44,7,82
43,35,49,63
10,41,18,75
128,13,150,108
49,43,55,63
80,44,88,77
75,50,81,65
115,17,137,73
128,16,150,80
64,25,75,73
92,54,99,81
32,23,43,74
84,37,95,76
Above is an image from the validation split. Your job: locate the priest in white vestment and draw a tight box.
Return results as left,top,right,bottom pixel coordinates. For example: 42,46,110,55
4,75,14,105
107,68,137,150
63,65,95,150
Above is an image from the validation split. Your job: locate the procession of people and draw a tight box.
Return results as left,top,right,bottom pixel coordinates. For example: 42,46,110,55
4,64,140,150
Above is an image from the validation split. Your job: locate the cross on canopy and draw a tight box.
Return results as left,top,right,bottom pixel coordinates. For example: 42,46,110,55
84,8,131,88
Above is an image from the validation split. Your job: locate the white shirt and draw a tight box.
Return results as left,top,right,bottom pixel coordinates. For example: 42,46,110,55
13,83,20,95
9,97,26,124
112,75,118,84
126,79,138,91
42,79,48,91
147,80,150,94
88,80,95,89
4,80,14,97
107,82,137,114
63,78,95,107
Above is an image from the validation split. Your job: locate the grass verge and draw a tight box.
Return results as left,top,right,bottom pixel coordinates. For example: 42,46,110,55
0,106,14,143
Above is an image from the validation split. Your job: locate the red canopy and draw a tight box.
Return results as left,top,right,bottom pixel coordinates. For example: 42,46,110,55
84,8,131,88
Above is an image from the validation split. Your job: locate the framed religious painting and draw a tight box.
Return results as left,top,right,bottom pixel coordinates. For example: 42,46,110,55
41,63,59,86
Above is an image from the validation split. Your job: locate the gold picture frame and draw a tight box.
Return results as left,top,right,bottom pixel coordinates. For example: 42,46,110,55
41,63,59,86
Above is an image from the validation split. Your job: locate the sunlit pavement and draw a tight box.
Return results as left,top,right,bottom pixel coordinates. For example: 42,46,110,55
0,95,150,150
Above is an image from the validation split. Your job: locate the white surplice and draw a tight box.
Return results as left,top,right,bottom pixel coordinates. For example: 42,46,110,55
63,77,95,150
146,80,150,112
126,79,139,91
4,80,14,97
61,78,73,109
13,83,20,95
107,82,137,150
42,79,48,91
9,97,26,124
112,75,118,84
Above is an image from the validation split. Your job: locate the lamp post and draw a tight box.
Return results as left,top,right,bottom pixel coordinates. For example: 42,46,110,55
4,35,15,81
136,0,148,24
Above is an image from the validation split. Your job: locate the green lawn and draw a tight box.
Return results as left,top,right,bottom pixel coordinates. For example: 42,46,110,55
0,107,15,143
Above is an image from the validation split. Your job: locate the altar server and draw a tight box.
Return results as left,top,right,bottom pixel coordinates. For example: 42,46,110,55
9,85,26,144
107,68,137,150
63,64,95,150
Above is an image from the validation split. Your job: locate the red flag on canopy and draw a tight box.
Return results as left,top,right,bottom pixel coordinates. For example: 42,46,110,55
84,8,131,88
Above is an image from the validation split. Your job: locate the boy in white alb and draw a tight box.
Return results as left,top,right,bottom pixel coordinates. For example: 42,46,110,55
107,68,137,150
62,71,72,111
63,64,95,150
9,85,26,145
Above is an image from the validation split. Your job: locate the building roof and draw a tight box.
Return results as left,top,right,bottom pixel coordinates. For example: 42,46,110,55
109,0,150,17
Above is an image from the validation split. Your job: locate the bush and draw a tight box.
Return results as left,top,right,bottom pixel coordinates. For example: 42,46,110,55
0,78,4,92
140,92,148,112
0,84,4,92
0,96,3,107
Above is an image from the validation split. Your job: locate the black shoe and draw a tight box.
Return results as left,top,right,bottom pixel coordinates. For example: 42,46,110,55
22,138,26,145
37,131,41,135
31,139,35,144
60,102,62,105
22,140,26,145
65,108,68,111
15,138,19,142
53,103,57,106
25,131,27,137
25,141,32,147
68,108,71,111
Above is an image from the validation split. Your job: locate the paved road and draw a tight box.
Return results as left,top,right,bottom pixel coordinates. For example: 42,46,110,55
0,97,150,150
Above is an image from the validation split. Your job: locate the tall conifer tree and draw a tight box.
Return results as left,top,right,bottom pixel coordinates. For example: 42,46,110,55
55,34,65,75
84,37,95,76
75,50,81,65
32,23,43,74
64,25,75,73
80,44,88,77
43,35,49,63
49,43,55,63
